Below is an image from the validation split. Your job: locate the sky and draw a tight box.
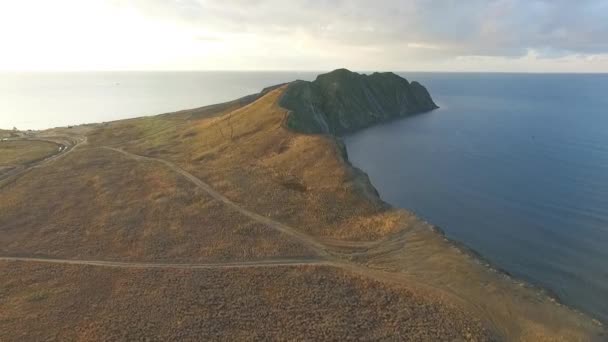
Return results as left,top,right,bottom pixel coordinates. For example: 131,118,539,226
1,0,607,72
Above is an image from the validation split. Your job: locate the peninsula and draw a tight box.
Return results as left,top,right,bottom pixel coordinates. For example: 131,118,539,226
0,69,604,341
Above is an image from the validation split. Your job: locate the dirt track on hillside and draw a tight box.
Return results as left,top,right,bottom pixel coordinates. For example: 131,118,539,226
0,256,325,269
102,146,334,258
0,136,85,189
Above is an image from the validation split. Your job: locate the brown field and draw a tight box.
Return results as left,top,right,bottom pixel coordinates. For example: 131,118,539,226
0,147,315,262
0,86,605,341
88,87,400,241
0,129,19,139
0,262,494,341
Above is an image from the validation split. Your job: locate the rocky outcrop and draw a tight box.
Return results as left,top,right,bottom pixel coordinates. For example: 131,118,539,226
280,69,438,135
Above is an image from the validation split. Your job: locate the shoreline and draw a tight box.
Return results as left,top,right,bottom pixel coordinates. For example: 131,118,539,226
294,93,605,328
334,117,605,328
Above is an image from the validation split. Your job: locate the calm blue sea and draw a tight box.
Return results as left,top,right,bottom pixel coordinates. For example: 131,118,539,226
1,71,606,322
345,72,608,323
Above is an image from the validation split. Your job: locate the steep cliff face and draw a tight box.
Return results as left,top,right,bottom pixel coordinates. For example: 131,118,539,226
281,69,438,135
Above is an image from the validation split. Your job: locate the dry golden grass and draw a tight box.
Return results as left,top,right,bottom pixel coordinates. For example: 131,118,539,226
0,147,314,262
0,261,493,342
89,88,402,241
0,140,58,166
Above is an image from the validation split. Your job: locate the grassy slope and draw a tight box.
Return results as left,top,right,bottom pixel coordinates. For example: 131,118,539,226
88,86,406,241
0,140,58,166
0,148,314,262
0,262,491,341
0,96,316,262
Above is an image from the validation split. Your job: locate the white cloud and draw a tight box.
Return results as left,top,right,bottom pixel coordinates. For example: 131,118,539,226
0,0,606,72
407,43,442,50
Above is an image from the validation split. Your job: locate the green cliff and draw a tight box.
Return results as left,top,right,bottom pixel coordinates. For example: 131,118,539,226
281,69,438,135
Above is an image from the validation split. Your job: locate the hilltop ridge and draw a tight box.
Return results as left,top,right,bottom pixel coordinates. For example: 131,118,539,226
281,69,438,135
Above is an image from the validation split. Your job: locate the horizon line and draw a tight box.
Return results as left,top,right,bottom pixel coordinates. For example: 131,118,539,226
1,69,608,75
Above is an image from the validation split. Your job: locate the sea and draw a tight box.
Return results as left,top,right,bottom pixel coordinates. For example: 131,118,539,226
1,71,607,323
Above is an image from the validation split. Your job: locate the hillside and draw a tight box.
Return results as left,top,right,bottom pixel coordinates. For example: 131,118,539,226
0,71,604,341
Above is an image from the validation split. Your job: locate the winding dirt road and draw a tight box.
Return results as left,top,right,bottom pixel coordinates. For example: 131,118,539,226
1,139,354,267
0,143,399,282
0,136,86,189
0,256,326,269
102,146,334,259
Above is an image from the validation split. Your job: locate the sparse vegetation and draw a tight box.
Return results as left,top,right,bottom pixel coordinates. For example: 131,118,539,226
0,147,314,262
0,262,493,341
25,289,50,302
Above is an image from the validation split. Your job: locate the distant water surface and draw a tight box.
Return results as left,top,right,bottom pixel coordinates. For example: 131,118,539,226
345,72,608,323
0,72,317,130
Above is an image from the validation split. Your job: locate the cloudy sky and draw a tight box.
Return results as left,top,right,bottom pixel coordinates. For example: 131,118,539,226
1,0,607,72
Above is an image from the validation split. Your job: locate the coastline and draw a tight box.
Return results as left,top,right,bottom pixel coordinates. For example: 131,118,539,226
274,83,606,336
334,134,605,337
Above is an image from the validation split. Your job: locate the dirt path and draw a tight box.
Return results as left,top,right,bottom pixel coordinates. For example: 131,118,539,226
102,146,334,259
96,148,470,299
1,144,434,288
0,136,86,189
0,256,325,269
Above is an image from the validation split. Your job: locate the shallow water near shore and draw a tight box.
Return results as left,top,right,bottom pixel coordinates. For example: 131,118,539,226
344,72,608,323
